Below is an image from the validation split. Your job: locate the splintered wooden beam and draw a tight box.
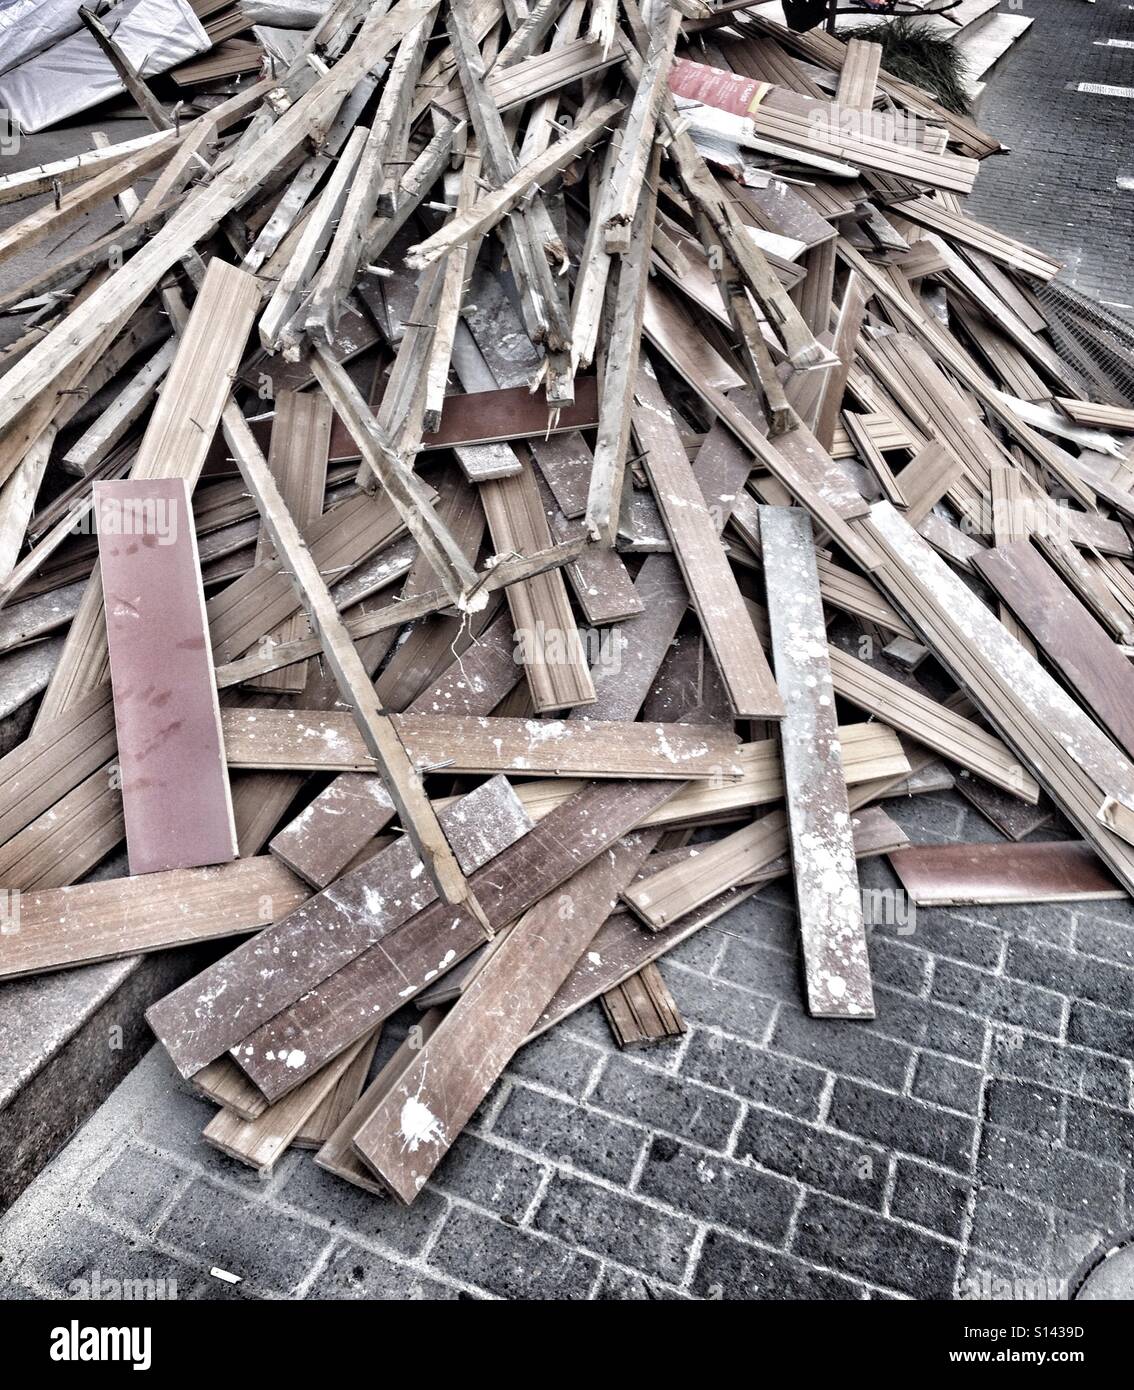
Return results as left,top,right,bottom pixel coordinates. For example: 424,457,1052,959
219,381,491,931
423,149,484,434
305,12,437,344
760,504,873,1019
604,3,680,253
406,100,623,270
96,478,238,875
631,365,784,719
309,346,480,605
350,829,661,1202
145,777,532,1079
585,145,661,544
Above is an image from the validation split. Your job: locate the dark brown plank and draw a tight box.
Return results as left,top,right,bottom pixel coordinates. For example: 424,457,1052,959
888,841,1123,906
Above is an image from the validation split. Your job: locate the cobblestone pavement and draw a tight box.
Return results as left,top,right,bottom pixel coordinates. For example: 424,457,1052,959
2,785,1133,1301
967,0,1134,314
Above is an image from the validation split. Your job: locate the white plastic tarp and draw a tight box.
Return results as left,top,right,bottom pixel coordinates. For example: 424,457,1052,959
0,0,85,77
0,0,211,133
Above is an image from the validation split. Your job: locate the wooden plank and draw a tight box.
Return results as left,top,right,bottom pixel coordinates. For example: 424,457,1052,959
192,1057,268,1122
36,260,263,732
203,1031,377,1175
760,504,874,1019
835,38,882,110
973,539,1134,762
537,805,906,1035
601,962,687,1048
96,478,237,874
480,453,596,712
315,1009,446,1192
294,1029,382,1149
221,391,489,926
1056,398,1134,432
862,502,1134,894
235,780,684,1101
146,777,533,1079
0,856,309,981
632,365,783,720
248,390,332,692
221,709,742,777
827,644,1038,800
888,841,1123,907
350,830,660,1201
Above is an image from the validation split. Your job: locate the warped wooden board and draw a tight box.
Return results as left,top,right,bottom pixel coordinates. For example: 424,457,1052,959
269,611,521,888
0,856,309,981
294,1029,382,1150
221,710,741,777
146,777,532,1079
504,722,908,829
203,1031,377,1175
761,504,873,1019
235,780,684,1101
479,451,595,713
631,365,783,720
536,805,906,1036
862,502,1134,894
601,962,687,1048
97,478,237,875
350,831,659,1202
315,1010,446,1193
973,540,1134,763
888,841,1122,906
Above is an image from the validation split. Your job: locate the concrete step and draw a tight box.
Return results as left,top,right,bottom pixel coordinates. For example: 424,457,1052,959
960,10,1033,84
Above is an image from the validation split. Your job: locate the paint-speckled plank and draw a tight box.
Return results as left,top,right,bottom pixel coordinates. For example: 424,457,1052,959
202,1030,377,1174
269,611,521,888
146,777,532,1079
222,710,742,779
349,830,661,1202
96,478,238,874
0,855,309,981
632,365,783,720
537,805,905,1036
235,780,684,1101
760,504,874,1018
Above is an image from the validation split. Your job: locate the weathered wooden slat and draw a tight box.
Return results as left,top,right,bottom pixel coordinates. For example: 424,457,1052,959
632,365,783,720
0,856,309,981
601,962,687,1048
350,830,659,1201
146,776,531,1079
235,780,683,1100
761,504,874,1019
294,1029,382,1149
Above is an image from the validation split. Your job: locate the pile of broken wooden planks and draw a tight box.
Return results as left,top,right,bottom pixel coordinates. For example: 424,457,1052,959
2,0,1134,1205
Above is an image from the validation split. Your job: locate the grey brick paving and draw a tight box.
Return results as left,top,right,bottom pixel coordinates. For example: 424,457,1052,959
1,778,1134,1300
967,0,1134,315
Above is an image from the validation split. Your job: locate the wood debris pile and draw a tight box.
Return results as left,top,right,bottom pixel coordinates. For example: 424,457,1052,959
2,0,1134,1201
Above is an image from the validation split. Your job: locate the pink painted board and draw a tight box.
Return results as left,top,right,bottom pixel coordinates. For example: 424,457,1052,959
96,478,238,874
